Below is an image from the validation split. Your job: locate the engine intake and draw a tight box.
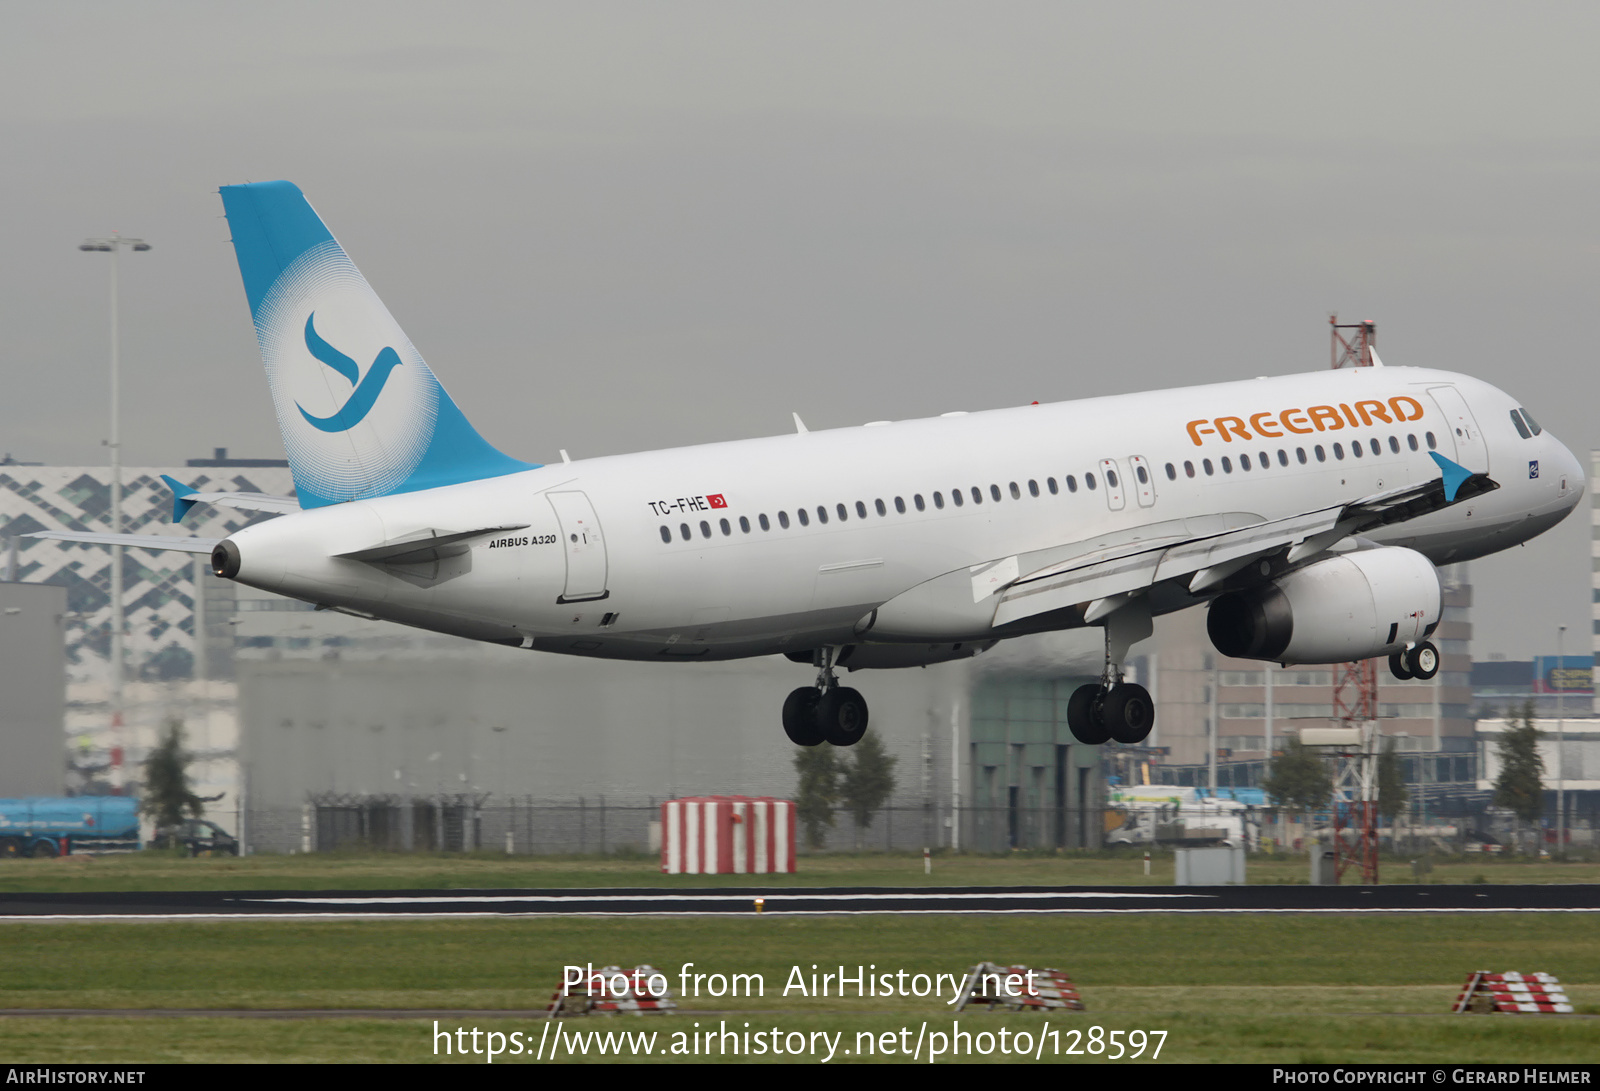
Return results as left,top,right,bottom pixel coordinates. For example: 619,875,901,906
1207,546,1441,664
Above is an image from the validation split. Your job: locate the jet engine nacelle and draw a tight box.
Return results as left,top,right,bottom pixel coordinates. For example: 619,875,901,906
1206,546,1441,665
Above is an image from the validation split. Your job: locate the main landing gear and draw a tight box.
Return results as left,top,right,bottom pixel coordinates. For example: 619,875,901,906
1388,640,1440,681
783,647,869,747
1066,598,1156,746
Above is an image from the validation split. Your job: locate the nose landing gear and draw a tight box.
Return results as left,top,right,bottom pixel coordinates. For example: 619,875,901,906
782,647,870,747
1066,599,1156,746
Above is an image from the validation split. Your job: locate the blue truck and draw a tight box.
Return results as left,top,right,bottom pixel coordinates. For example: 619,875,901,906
0,797,142,857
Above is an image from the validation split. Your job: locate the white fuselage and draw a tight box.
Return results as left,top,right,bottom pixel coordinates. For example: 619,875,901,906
222,365,1582,665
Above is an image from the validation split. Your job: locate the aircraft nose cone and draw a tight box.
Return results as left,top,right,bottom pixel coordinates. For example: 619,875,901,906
1550,436,1585,513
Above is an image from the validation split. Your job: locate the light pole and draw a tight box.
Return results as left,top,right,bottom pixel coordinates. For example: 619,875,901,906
78,232,151,792
1557,625,1566,857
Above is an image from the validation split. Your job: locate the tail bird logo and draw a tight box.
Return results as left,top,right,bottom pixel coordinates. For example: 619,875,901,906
296,312,403,433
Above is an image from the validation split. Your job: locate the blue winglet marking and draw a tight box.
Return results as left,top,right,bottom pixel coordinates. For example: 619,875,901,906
160,475,200,524
1428,451,1472,503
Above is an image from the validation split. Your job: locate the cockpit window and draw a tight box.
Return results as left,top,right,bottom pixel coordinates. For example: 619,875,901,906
1509,409,1531,439
1519,408,1542,435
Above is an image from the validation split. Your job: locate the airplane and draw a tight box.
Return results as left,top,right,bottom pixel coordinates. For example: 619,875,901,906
34,181,1585,749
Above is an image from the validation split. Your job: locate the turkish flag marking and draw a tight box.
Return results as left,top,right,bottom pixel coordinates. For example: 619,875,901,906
707,494,728,508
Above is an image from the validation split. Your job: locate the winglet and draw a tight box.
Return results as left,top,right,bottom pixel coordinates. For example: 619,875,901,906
1428,451,1473,502
160,475,201,524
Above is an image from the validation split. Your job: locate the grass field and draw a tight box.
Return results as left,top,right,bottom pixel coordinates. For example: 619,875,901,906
2,846,1597,893
1,852,1595,1064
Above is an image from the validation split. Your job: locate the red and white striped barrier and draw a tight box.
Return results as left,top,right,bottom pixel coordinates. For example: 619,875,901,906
660,796,795,875
1453,971,1572,1014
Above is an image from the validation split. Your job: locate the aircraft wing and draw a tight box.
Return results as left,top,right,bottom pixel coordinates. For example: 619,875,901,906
26,531,221,554
160,475,298,522
990,455,1497,629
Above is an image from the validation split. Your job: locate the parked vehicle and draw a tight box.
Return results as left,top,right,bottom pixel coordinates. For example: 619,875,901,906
0,797,140,857
151,819,239,856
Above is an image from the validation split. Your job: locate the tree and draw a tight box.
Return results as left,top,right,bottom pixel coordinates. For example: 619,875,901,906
1494,701,1545,835
792,746,841,850
1377,737,1408,823
141,720,203,841
838,733,899,849
1263,738,1332,818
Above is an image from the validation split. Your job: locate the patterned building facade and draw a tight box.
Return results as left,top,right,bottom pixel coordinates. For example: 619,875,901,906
0,461,294,684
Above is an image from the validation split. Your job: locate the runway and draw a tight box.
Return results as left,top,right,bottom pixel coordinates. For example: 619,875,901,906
1,884,1596,919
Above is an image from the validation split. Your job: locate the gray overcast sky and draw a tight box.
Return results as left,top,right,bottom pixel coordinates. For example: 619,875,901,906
2,2,1594,658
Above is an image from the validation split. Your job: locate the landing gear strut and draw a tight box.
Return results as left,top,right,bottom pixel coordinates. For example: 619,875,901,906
1067,598,1156,746
782,647,870,747
1388,640,1439,682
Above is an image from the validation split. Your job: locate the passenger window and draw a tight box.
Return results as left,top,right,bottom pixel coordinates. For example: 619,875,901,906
988,484,1000,502
951,489,964,507
1296,448,1307,464
1221,457,1232,474
719,518,731,535
871,499,883,516
1425,432,1437,450
1136,464,1149,484
660,526,671,543
1106,469,1119,487
1315,445,1326,462
836,503,848,521
972,486,983,504
914,494,926,511
1184,461,1195,478
1165,463,1176,480
1259,450,1269,468
739,516,751,533
1008,482,1020,500
1240,454,1251,471
1202,459,1213,476
1407,434,1419,451
1047,477,1059,494
1388,436,1400,454
890,498,902,514
700,521,712,538
680,523,691,541
782,510,794,528
759,514,771,531
934,492,945,509
1086,473,1098,490
858,501,870,518
1333,443,1345,460
1350,441,1362,458
1369,438,1381,456
1278,449,1288,466
1066,475,1078,492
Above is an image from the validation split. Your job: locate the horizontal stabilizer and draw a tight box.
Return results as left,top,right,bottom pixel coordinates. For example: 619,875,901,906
27,531,220,554
338,525,530,566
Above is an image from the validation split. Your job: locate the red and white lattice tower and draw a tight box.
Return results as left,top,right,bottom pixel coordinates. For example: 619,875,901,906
1328,315,1381,884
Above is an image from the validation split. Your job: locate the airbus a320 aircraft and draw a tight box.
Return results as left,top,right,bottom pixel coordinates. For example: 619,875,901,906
36,182,1584,749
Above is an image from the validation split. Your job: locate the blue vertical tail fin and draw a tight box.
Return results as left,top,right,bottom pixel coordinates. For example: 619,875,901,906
219,181,536,508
